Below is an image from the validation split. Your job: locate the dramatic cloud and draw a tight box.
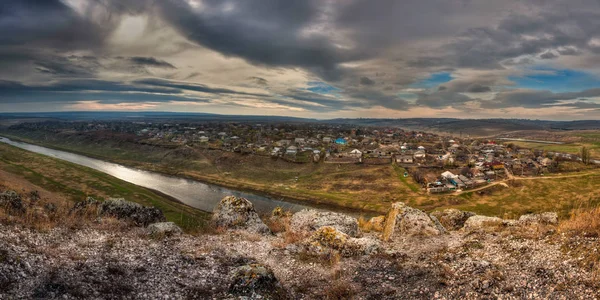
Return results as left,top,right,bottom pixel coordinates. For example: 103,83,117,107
1,0,600,119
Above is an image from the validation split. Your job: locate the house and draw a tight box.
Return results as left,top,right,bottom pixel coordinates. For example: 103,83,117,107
413,150,426,160
348,149,362,158
323,137,332,143
286,146,298,155
441,171,456,179
417,146,426,151
396,155,414,164
199,136,209,143
276,139,291,147
294,138,306,144
271,147,282,156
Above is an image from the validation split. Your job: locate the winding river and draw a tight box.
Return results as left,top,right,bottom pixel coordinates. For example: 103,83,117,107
0,137,331,214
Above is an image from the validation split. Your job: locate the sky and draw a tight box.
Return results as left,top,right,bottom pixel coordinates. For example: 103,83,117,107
2,0,600,120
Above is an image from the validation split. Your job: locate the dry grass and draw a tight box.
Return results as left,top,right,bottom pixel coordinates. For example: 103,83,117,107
358,215,385,233
324,280,356,300
559,206,600,237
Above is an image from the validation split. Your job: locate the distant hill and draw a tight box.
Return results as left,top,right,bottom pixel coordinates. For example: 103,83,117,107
1,112,599,135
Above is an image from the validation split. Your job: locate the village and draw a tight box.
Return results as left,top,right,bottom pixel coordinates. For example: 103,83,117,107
9,120,599,195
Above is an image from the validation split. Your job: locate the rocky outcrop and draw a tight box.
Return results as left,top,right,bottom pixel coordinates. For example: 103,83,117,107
99,198,165,226
431,209,476,230
0,191,25,214
290,209,360,237
518,212,558,225
229,264,286,298
212,196,270,234
70,197,99,214
382,202,446,240
463,215,504,230
300,226,380,257
147,222,182,237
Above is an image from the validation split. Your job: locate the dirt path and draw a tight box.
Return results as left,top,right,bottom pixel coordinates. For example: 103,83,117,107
455,169,600,195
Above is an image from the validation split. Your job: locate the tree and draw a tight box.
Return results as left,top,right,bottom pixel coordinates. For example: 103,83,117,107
581,146,591,165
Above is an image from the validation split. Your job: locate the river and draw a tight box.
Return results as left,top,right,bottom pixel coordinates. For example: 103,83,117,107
0,137,330,214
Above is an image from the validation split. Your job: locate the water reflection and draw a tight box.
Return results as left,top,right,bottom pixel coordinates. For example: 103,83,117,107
0,137,315,214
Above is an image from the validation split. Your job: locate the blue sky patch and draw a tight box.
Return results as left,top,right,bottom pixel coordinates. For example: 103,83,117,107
306,81,341,94
411,72,453,89
510,68,600,93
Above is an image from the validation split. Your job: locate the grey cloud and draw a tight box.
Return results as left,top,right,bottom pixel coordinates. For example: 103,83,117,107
129,57,176,69
557,47,581,56
466,84,492,93
416,90,474,108
360,77,375,85
133,78,269,97
248,77,268,85
539,51,558,59
481,88,600,109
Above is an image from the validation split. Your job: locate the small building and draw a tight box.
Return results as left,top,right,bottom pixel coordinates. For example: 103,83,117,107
323,137,332,143
335,138,347,145
199,136,209,143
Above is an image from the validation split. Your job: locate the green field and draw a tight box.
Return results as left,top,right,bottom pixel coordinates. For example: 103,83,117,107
4,129,600,219
0,142,209,231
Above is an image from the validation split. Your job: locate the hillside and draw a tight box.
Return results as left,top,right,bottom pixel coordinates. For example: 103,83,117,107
1,176,599,299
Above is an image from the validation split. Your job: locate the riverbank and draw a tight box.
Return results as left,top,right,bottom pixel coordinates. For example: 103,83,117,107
0,132,393,215
0,141,210,231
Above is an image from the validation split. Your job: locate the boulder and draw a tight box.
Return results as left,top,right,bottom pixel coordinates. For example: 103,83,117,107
301,226,380,257
99,198,165,226
147,222,183,237
382,202,446,240
0,191,25,214
290,209,360,237
518,212,559,225
212,196,270,234
463,215,504,230
229,264,285,298
431,209,476,230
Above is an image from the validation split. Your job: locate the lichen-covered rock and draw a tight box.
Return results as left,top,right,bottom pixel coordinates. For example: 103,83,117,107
290,209,360,237
229,264,285,298
0,191,25,214
301,226,380,257
99,198,165,226
518,212,558,225
463,215,504,230
147,222,182,237
431,209,476,230
212,196,270,234
383,203,446,239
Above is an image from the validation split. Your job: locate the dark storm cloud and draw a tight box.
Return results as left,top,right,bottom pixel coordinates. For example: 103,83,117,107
2,0,600,114
129,57,176,69
154,0,362,71
0,0,118,50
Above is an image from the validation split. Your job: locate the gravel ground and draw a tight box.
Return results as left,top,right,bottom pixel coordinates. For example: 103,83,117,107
1,222,599,299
